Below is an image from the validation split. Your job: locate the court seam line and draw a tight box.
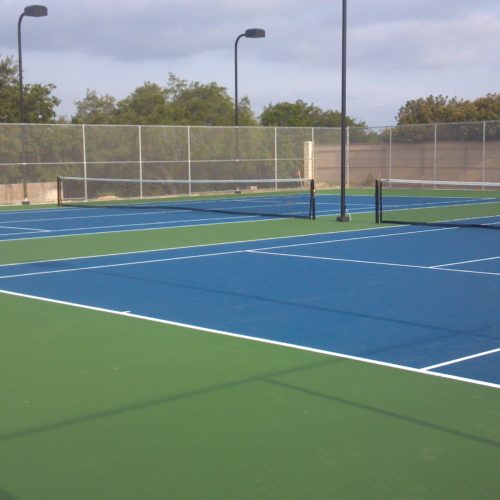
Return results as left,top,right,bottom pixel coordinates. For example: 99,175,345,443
0,224,452,270
0,287,498,390
247,250,500,277
422,347,500,371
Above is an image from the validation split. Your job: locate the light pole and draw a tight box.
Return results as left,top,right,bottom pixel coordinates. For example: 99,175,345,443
336,0,350,221
234,28,265,126
18,4,48,204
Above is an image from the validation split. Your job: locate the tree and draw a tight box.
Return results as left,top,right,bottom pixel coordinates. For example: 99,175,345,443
473,93,500,121
72,89,118,124
116,82,171,125
23,83,60,123
259,99,363,127
0,54,60,123
0,55,19,122
166,74,257,126
396,94,500,125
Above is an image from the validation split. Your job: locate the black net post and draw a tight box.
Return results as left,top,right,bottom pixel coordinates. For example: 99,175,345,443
57,176,62,206
310,178,316,220
375,179,380,223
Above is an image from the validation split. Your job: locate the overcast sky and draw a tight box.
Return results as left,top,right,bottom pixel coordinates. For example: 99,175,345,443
1,0,499,125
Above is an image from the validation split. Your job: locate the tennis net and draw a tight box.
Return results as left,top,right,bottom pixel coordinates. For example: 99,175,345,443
375,179,500,229
57,176,316,219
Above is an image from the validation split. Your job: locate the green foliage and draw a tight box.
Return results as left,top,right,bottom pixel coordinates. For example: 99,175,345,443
394,94,500,142
116,82,171,125
397,94,500,125
166,74,257,126
476,94,500,118
259,99,364,127
23,83,61,123
71,75,258,127
72,89,118,124
0,54,60,123
0,56,19,123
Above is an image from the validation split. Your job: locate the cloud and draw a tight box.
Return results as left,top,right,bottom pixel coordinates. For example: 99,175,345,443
0,0,498,125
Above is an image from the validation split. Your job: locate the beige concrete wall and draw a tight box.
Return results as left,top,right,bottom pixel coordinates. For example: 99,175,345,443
314,140,500,186
0,182,57,205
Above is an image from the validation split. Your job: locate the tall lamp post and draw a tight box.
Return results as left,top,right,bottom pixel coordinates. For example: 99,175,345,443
18,4,48,204
336,0,350,221
234,28,265,126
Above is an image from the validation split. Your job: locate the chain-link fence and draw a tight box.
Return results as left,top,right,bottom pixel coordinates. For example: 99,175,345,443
312,121,500,186
0,121,499,204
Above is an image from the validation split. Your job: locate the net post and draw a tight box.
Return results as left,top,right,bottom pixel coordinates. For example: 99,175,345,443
310,178,316,220
375,179,380,223
57,176,62,206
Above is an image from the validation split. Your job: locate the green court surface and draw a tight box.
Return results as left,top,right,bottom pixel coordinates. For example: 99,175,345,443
1,212,499,499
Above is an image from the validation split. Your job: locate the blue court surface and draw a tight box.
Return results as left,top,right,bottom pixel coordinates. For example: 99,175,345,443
1,223,499,387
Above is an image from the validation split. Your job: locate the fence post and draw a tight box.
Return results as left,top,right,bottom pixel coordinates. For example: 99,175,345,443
346,126,350,188
138,125,143,198
482,120,486,187
389,127,392,180
311,127,315,181
187,126,192,195
274,127,278,190
433,123,437,185
82,124,88,201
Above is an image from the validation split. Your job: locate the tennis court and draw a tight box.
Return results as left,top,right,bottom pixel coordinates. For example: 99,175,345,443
0,187,499,499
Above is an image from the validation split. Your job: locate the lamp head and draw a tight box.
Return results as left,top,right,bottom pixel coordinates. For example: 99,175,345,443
244,28,265,38
24,5,48,17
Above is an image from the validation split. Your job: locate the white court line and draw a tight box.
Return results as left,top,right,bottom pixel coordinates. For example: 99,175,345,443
0,205,377,242
249,226,454,252
0,287,498,389
0,222,395,268
422,348,500,371
0,225,49,232
0,213,257,238
0,224,455,272
248,250,500,276
0,209,177,224
0,210,304,242
431,256,500,268
2,224,498,278
0,248,248,280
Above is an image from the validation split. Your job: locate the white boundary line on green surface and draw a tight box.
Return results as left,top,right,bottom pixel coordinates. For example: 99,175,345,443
0,288,498,390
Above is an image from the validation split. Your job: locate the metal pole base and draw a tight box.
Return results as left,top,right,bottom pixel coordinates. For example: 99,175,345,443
336,214,351,222
22,198,30,205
